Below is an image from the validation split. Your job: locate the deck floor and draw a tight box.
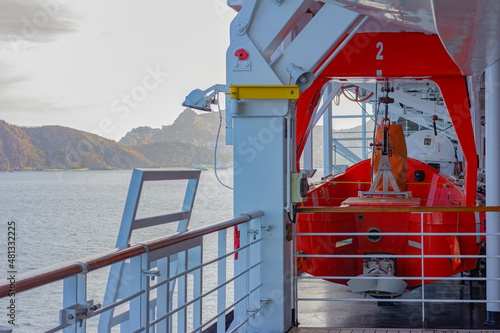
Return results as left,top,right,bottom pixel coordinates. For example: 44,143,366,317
293,274,499,331
288,329,500,333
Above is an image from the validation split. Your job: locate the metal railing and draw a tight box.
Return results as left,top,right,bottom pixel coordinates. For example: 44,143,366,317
0,210,265,332
293,205,500,328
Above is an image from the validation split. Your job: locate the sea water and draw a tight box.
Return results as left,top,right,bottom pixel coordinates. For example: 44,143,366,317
0,169,234,332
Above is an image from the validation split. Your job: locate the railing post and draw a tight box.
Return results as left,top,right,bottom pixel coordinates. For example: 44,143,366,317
62,273,87,333
217,230,227,332
248,218,262,320
156,257,169,332
421,212,425,326
233,218,249,329
129,253,148,332
189,244,203,331
177,250,188,332
292,221,298,326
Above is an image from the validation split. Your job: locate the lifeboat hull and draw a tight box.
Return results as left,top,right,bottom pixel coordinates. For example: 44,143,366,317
296,158,482,289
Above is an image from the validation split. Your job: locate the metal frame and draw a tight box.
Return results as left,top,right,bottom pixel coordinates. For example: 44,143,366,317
0,210,265,332
292,207,500,327
99,169,201,331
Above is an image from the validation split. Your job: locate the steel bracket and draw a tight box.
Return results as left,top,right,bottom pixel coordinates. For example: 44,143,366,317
248,229,259,240
142,270,161,277
60,300,100,326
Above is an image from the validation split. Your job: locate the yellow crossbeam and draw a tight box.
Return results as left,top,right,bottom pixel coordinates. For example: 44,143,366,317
228,85,300,99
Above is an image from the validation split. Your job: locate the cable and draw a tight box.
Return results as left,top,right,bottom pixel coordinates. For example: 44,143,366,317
214,93,233,190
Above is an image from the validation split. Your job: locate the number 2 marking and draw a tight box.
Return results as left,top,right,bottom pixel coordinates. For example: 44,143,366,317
376,42,384,60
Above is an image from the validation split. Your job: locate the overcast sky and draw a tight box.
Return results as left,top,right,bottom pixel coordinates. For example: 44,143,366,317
0,0,236,141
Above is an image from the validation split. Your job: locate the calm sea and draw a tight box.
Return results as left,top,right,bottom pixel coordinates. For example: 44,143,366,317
0,169,234,332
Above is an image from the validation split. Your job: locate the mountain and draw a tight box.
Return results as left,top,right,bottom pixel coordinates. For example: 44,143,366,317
21,125,153,170
119,108,226,148
134,141,230,168
0,120,44,170
0,118,230,171
0,121,155,171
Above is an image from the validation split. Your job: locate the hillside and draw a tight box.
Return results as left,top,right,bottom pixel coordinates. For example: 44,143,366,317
120,108,227,148
134,141,230,168
0,120,44,170
0,119,231,171
21,126,154,170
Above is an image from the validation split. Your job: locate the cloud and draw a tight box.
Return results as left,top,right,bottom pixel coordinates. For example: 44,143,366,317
0,0,80,116
0,0,78,44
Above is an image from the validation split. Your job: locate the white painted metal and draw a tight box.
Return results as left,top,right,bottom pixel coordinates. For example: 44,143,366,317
468,75,484,170
303,131,314,176
356,83,457,141
65,216,262,332
232,111,291,331
62,274,87,333
217,230,227,332
99,169,200,332
292,214,496,327
155,257,169,332
323,83,334,176
347,257,407,296
287,113,293,213
421,213,426,323
271,4,361,84
364,154,403,195
321,0,436,33
313,15,368,79
486,60,500,314
177,251,187,332
332,139,362,164
190,246,203,331
322,0,500,75
357,83,449,120
432,0,500,75
129,254,145,332
362,101,367,159
310,82,342,129
247,0,315,61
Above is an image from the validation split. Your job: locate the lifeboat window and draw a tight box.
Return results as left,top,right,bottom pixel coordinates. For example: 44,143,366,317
367,228,382,242
414,170,425,182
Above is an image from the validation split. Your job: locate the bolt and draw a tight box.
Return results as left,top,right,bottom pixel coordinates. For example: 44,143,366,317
234,63,239,68
290,90,295,94
236,25,245,34
68,314,74,320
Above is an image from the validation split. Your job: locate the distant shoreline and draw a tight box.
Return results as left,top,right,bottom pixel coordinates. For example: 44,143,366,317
1,166,233,172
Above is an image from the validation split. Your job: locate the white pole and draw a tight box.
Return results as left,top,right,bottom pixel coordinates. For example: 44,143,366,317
323,83,333,176
486,60,500,324
362,101,367,160
303,126,314,174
